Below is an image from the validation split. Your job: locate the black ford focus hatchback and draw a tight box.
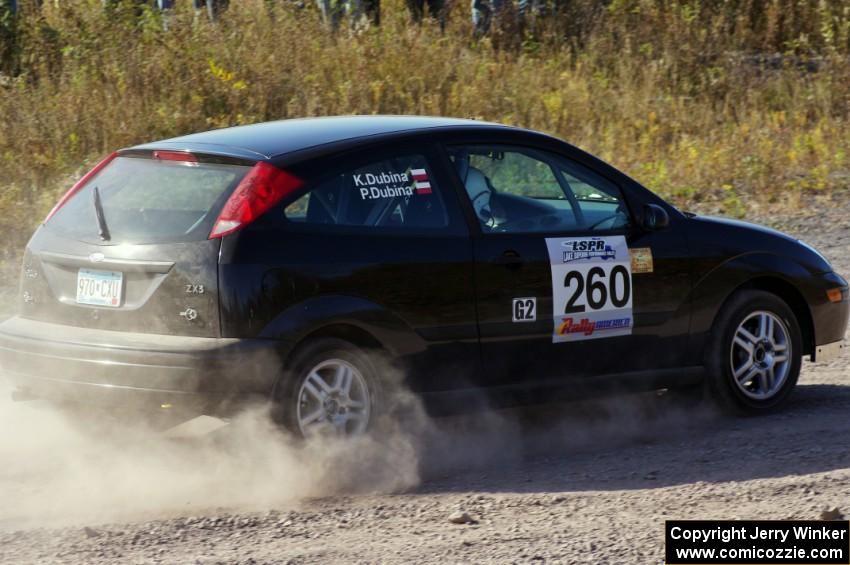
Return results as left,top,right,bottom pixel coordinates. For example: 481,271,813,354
1,116,847,437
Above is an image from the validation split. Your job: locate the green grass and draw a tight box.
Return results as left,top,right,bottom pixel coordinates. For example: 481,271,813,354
0,0,849,288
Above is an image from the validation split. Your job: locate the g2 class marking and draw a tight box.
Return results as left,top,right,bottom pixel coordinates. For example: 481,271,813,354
512,297,537,322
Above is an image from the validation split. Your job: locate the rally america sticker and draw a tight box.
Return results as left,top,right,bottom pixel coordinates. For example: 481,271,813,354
546,236,633,343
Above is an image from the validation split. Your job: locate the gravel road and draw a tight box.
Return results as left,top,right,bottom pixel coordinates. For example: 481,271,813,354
1,195,848,565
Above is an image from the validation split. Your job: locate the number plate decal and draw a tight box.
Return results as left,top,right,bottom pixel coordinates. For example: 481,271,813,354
76,269,123,307
546,236,633,342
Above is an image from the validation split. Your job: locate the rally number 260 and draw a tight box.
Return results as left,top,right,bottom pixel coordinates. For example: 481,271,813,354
564,266,631,314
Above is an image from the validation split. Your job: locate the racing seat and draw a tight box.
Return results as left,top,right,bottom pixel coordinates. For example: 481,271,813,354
464,167,491,215
452,153,492,219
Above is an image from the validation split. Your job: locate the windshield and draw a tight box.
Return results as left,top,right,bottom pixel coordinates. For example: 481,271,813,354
46,156,250,244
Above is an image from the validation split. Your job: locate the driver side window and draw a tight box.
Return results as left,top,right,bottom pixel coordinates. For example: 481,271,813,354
448,145,630,234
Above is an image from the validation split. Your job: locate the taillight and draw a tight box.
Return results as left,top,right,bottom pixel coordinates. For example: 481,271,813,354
209,161,303,239
44,152,118,223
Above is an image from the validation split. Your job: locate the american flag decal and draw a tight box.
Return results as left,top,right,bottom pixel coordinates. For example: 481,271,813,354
409,168,432,195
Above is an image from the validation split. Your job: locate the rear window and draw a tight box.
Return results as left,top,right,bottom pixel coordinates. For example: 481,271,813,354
47,156,250,244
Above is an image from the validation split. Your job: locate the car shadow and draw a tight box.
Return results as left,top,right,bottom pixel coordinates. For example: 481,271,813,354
413,383,850,495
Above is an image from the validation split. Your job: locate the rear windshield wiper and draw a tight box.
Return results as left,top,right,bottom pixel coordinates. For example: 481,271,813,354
91,186,111,241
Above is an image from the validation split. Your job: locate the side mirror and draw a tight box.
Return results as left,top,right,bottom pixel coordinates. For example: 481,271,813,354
642,204,670,231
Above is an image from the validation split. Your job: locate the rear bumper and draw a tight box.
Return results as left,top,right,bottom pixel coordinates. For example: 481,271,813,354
0,316,284,415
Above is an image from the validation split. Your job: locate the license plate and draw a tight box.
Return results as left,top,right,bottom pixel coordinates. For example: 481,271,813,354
76,269,123,307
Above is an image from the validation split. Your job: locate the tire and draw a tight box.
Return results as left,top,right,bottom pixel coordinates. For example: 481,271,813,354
275,338,382,438
705,290,802,414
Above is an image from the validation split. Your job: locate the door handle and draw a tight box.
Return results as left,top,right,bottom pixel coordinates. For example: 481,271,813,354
494,250,523,267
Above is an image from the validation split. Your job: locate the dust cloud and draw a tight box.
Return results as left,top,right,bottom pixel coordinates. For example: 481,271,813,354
0,364,717,531
0,377,425,529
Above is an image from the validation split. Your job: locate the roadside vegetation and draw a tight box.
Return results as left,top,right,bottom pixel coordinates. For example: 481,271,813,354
1,0,849,288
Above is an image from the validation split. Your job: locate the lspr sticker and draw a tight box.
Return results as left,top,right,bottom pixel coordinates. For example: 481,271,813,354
546,236,633,343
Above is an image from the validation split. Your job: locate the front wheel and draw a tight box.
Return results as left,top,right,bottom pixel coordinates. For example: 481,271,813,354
276,338,380,438
705,290,803,414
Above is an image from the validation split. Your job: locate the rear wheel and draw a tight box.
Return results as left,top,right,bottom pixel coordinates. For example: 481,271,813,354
277,338,380,438
706,290,802,414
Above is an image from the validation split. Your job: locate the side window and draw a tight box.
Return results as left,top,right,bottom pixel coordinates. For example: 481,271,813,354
559,162,629,232
448,145,630,234
284,154,448,229
469,151,564,200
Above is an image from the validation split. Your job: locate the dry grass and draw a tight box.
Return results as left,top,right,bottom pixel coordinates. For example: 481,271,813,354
1,0,849,285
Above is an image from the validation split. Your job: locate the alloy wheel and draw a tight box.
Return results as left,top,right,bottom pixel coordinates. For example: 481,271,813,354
729,310,792,400
296,359,371,437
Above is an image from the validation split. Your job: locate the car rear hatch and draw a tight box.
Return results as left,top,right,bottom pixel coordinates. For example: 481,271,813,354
19,150,256,338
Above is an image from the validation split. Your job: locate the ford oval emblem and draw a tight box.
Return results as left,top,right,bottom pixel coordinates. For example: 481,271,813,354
89,253,105,263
